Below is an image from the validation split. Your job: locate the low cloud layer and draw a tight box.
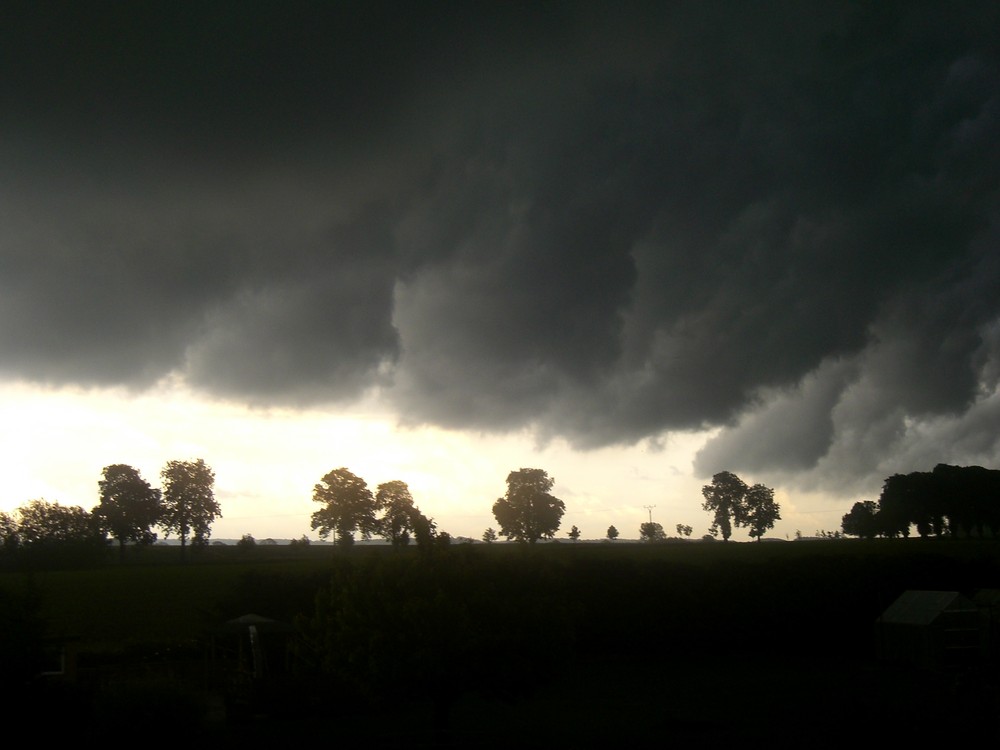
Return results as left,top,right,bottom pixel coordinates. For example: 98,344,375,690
2,2,999,497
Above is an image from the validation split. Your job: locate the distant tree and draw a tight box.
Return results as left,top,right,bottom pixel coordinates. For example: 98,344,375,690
841,500,880,539
743,484,781,541
933,464,1000,537
15,499,101,546
568,525,581,542
160,458,221,558
676,523,693,538
289,534,311,547
701,471,748,541
261,538,277,545
606,525,619,541
0,511,18,550
375,480,425,547
482,527,498,544
310,468,379,547
492,468,565,544
237,533,257,549
876,474,913,538
410,508,439,551
863,464,1000,539
92,464,163,559
639,521,666,542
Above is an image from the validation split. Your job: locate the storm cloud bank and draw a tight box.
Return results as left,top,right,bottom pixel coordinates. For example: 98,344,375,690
2,2,999,495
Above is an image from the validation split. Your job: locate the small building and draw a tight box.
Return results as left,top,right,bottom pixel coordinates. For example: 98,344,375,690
875,590,984,672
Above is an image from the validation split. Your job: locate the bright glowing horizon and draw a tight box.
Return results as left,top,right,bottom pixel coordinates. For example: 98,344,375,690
0,380,852,543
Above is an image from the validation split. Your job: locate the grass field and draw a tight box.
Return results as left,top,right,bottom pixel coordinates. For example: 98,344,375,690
2,538,999,743
2,537,999,650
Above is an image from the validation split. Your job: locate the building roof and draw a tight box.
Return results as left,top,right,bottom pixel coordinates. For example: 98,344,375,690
878,590,977,626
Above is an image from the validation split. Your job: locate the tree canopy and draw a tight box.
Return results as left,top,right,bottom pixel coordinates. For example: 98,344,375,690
311,467,380,546
840,464,1000,539
159,459,220,554
14,499,100,547
701,471,748,541
375,480,438,548
701,471,779,541
0,512,18,550
744,483,781,542
93,464,163,557
492,468,565,544
376,480,416,546
639,521,666,542
841,500,880,539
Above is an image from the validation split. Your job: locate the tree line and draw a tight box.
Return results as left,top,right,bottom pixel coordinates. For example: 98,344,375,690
1,462,784,559
483,468,779,544
309,467,449,549
841,463,1000,539
0,459,220,560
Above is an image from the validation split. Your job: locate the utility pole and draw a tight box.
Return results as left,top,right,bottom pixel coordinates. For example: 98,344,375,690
644,505,656,524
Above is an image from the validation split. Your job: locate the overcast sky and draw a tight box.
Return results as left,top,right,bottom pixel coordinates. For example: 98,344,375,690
2,2,998,540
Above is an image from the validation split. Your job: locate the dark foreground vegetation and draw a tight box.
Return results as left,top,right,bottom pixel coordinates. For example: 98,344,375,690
2,539,999,745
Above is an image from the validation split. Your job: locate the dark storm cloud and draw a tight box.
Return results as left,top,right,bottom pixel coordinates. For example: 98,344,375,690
2,2,1000,496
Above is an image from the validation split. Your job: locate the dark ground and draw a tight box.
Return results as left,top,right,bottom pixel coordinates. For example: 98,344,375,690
6,539,1000,745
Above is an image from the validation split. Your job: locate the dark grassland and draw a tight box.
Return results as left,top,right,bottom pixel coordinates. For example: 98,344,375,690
2,539,999,745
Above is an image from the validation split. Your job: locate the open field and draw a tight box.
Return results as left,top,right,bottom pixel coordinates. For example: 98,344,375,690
2,538,999,744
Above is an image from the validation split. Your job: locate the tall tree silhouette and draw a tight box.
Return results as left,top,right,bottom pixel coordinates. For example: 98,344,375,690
160,459,220,558
311,467,379,547
93,464,162,559
701,471,747,541
492,468,565,544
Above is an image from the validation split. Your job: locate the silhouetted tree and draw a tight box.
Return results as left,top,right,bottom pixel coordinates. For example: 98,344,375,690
639,521,666,542
410,508,439,551
933,464,1000,537
310,468,379,547
862,464,1000,539
92,464,162,559
160,458,220,557
376,480,418,547
568,525,581,542
15,499,100,546
841,500,879,538
701,471,747,541
606,525,619,541
744,483,780,541
492,468,565,544
237,533,256,549
676,523,693,538
0,511,18,551
289,534,311,547
482,527,498,544
876,474,913,538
